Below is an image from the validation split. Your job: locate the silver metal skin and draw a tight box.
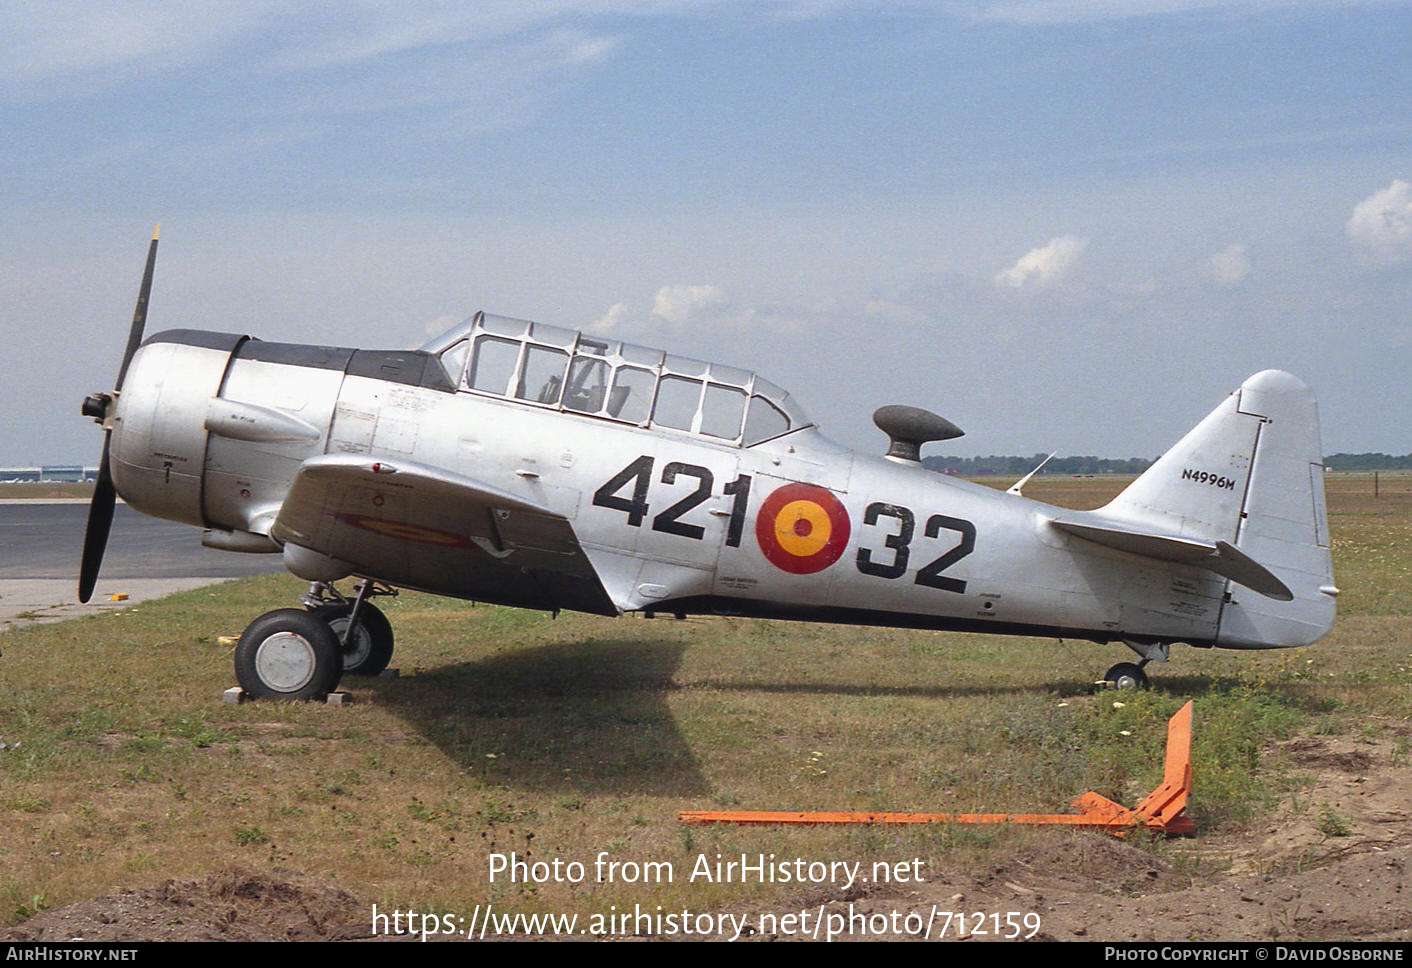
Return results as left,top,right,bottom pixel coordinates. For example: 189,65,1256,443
97,310,1337,696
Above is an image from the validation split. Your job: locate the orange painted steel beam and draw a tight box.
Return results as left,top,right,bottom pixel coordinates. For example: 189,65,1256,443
679,700,1196,837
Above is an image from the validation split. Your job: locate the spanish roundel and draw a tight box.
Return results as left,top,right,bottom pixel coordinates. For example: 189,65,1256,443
755,483,851,574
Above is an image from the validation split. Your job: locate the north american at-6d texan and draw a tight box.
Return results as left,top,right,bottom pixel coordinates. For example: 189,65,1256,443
79,231,1338,700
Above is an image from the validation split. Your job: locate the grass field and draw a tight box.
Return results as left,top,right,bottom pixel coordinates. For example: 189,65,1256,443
1,473,1409,930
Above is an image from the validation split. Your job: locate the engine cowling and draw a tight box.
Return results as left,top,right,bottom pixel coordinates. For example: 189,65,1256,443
109,333,244,528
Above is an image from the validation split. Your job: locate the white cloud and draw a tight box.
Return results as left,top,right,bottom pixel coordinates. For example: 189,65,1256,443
558,29,621,65
651,284,728,326
995,235,1088,289
1207,243,1250,287
586,288,805,338
719,304,807,334
0,3,625,107
588,301,629,334
1346,180,1412,263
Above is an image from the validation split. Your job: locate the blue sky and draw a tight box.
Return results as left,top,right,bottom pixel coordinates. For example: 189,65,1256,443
3,1,1410,464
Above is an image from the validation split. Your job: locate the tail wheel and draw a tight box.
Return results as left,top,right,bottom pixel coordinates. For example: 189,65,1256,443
235,609,344,701
310,601,394,677
1103,662,1149,690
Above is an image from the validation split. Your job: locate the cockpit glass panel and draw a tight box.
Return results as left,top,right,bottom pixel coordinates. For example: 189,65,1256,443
529,321,578,349
701,384,746,440
468,335,521,396
438,339,470,385
653,375,702,431
576,336,611,358
453,311,813,443
564,355,610,414
744,394,791,445
418,316,475,354
751,376,811,429
662,354,710,379
706,363,751,388
515,344,569,405
480,313,533,339
609,366,654,423
619,343,663,369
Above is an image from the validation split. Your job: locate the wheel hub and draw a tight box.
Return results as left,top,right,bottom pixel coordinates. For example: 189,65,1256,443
254,632,318,692
327,617,371,666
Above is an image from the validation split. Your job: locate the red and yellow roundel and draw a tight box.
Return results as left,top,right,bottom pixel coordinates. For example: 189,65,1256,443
755,483,851,574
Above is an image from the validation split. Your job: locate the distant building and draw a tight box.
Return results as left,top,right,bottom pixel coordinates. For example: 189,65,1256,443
0,465,97,483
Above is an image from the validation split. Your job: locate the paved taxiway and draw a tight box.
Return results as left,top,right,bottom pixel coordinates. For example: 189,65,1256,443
1,500,281,629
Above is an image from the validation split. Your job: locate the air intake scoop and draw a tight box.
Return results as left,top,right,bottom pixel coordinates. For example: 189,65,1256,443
873,405,964,462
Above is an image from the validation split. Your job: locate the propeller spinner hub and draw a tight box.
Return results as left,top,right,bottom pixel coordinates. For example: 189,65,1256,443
81,392,113,423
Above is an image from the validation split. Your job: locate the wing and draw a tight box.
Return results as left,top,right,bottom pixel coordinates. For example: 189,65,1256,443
270,454,618,616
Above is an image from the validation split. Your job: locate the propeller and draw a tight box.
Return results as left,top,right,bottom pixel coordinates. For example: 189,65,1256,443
78,226,159,603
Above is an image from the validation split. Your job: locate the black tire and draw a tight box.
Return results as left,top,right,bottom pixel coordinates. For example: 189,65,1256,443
310,601,394,676
234,608,344,701
1103,662,1149,690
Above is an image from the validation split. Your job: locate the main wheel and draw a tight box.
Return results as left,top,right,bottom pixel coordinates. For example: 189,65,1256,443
235,609,344,701
1103,662,1149,690
310,601,394,676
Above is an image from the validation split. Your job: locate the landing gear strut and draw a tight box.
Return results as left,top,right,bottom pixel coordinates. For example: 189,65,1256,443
302,580,397,677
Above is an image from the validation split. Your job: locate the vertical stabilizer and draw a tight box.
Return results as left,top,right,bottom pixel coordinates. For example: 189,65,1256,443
1099,370,1336,649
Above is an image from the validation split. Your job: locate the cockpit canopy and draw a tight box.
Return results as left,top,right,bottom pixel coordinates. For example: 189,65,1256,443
421,312,812,447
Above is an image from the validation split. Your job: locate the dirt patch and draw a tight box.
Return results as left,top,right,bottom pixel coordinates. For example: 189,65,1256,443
2,870,371,943
726,838,1410,942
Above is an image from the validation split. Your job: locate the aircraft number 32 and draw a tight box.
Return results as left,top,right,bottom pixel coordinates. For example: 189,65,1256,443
593,455,976,591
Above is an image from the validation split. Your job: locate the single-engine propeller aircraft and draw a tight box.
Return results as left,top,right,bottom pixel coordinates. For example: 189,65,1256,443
79,230,1338,700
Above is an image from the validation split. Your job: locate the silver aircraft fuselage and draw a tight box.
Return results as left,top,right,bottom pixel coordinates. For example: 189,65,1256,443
101,311,1336,657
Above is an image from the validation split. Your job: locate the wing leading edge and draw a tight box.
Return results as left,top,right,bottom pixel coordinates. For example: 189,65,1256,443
270,455,618,616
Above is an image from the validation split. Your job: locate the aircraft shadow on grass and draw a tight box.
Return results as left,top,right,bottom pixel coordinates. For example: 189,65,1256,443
368,638,710,796
355,630,1265,799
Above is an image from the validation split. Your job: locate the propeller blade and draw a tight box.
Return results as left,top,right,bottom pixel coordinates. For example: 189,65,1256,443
115,224,159,391
78,225,159,602
78,441,116,603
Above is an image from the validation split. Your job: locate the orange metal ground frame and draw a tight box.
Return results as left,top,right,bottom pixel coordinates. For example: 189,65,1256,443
679,700,1195,837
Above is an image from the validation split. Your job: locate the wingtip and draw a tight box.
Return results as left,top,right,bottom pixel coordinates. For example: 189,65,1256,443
151,223,160,241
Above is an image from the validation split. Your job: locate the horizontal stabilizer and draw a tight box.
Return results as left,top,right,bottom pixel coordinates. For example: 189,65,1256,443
1050,519,1293,601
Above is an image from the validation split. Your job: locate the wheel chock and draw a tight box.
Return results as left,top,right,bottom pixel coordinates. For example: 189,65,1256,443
679,701,1195,837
